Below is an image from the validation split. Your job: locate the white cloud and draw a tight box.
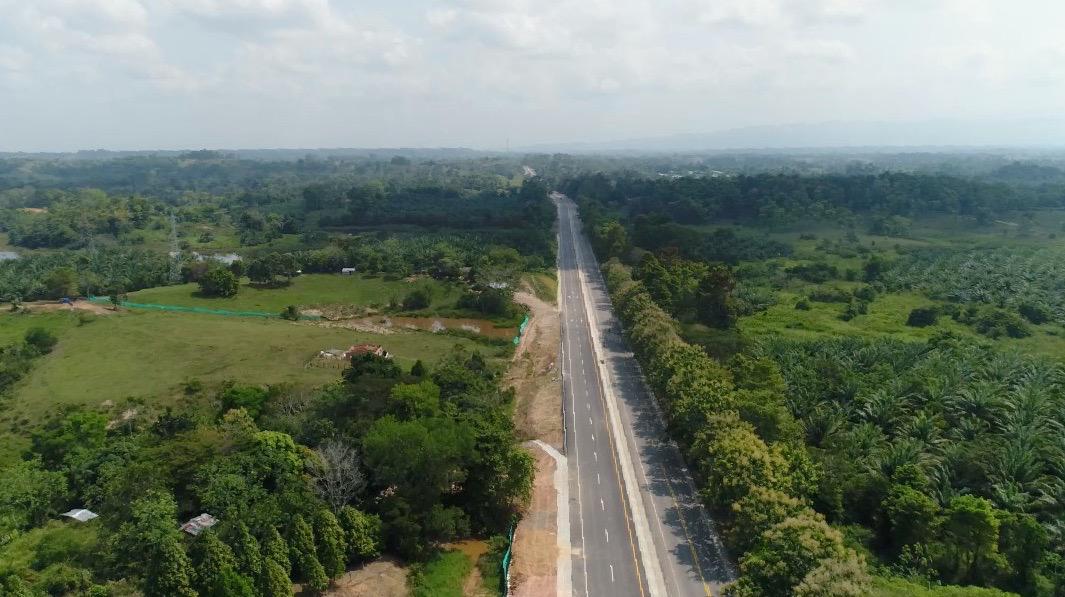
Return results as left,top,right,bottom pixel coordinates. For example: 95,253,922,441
1,0,1064,149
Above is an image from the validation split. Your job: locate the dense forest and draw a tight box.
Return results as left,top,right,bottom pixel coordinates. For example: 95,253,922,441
575,167,1065,596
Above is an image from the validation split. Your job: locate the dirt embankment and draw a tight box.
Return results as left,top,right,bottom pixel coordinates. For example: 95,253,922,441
506,290,562,449
506,285,565,597
12,299,113,316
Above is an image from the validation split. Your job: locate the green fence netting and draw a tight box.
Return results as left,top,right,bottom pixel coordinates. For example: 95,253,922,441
512,314,531,345
87,296,321,320
500,521,516,595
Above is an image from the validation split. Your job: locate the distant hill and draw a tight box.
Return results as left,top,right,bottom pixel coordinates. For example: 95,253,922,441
521,118,1065,153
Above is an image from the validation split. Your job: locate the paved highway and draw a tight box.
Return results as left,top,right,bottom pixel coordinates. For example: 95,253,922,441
557,194,735,597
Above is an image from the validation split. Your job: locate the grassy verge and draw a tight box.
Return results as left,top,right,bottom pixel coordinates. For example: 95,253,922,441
126,273,463,313
408,550,473,597
523,272,558,305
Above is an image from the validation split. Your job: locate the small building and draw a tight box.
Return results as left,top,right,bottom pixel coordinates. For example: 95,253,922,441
180,513,219,536
343,343,391,359
340,267,357,275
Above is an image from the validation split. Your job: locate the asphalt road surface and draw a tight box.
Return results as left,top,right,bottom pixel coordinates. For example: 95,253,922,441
557,194,735,597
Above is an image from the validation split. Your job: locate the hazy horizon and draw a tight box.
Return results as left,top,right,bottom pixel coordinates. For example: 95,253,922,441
3,0,1065,152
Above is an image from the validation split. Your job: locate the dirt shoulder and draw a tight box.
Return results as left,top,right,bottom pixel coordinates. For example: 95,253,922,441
506,284,566,597
507,289,562,449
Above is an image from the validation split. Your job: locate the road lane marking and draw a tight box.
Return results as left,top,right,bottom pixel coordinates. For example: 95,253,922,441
604,528,609,543
610,564,615,583
600,497,605,511
566,205,653,597
597,473,600,485
593,451,598,462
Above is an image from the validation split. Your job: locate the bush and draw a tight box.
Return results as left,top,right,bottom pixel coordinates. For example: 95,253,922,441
795,299,812,311
840,300,869,321
198,267,239,298
1017,301,1052,325
279,305,300,321
24,327,58,354
808,287,852,303
402,286,432,311
786,262,839,283
906,307,939,327
972,309,1031,339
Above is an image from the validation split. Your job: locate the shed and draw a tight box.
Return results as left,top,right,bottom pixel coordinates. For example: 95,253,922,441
180,513,219,536
340,267,357,275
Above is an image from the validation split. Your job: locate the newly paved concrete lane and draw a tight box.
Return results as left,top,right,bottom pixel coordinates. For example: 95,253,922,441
557,195,735,597
560,198,649,597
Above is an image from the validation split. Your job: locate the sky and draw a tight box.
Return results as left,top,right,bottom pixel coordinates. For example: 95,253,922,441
2,0,1065,151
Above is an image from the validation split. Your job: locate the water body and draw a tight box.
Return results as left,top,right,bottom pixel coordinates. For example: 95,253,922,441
167,251,241,264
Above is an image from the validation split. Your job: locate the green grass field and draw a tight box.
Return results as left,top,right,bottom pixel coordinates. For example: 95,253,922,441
126,273,463,313
0,310,501,464
735,288,1065,358
409,550,473,597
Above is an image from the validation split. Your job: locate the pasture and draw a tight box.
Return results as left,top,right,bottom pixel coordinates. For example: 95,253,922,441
0,309,501,464
126,273,464,313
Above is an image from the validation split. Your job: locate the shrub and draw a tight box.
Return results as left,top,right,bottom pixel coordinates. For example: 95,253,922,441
24,327,58,354
402,286,432,310
795,299,811,311
972,309,1031,339
906,307,939,328
787,262,839,283
808,287,852,303
1017,301,1052,325
198,267,239,298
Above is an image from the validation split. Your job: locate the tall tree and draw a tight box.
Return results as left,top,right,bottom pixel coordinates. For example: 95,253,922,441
337,506,382,563
314,509,348,579
288,515,328,592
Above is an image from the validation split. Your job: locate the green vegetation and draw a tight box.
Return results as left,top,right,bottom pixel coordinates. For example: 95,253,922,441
0,155,547,595
575,166,1065,596
0,310,503,463
408,550,473,597
128,273,463,313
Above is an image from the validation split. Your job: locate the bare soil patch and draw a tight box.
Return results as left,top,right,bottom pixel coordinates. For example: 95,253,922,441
321,558,410,597
17,299,113,316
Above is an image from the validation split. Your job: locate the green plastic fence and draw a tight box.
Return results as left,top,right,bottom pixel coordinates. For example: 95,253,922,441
87,296,321,320
500,521,516,595
512,314,531,345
